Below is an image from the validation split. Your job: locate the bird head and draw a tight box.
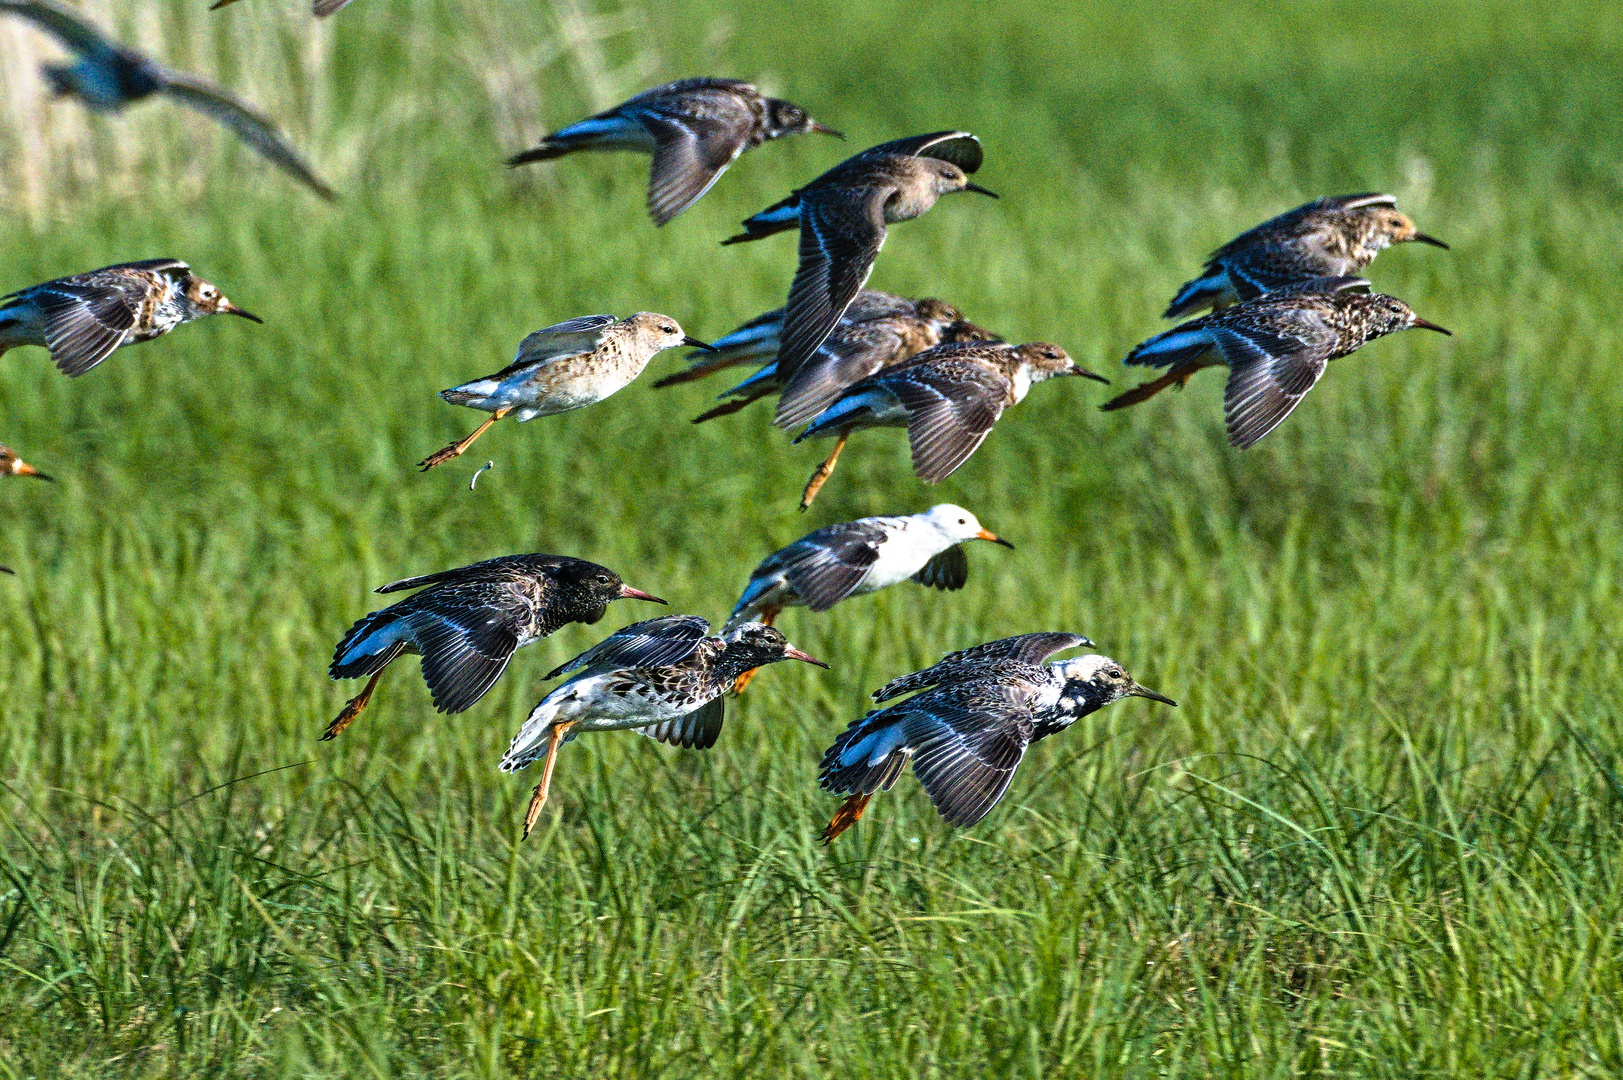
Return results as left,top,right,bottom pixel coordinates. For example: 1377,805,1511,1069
930,160,997,200
941,319,1003,345
628,312,715,355
1013,343,1110,385
183,276,261,323
0,444,51,482
764,98,843,141
1355,294,1453,340
1368,206,1449,251
918,504,1013,548
553,561,666,624
1050,654,1177,712
911,297,965,330
722,622,829,668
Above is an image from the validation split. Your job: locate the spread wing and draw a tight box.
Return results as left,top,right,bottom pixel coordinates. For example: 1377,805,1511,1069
768,520,886,611
1216,310,1339,449
485,315,618,378
911,544,968,591
31,281,140,377
156,71,336,200
312,0,357,15
873,632,1093,701
900,681,1035,827
635,107,752,225
774,318,910,429
543,614,711,679
882,351,1010,483
0,0,109,54
853,131,983,173
775,185,890,380
637,695,725,750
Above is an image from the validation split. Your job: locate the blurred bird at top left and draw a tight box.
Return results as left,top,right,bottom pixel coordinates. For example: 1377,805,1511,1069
0,260,260,377
0,0,337,199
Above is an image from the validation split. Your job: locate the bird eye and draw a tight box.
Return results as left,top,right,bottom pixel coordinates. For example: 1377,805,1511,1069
958,518,966,525
662,326,677,334
595,574,610,584
1110,667,1123,677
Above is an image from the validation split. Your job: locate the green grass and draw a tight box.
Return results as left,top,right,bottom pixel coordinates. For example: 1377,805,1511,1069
2,0,1622,1074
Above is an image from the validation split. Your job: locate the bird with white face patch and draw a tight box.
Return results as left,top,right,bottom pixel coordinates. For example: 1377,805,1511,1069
419,313,716,470
816,633,1175,842
500,615,828,837
723,505,1014,692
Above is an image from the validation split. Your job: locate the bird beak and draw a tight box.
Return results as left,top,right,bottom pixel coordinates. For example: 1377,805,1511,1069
223,303,263,324
784,646,830,668
1128,683,1177,706
0,567,13,576
619,586,668,604
975,528,1015,549
1411,317,1452,336
1410,232,1450,249
963,183,999,199
12,460,52,481
682,336,719,353
1073,365,1111,385
810,123,845,139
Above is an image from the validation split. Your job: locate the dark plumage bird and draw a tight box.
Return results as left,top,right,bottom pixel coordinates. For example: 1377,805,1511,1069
325,554,666,740
0,443,52,482
817,633,1175,842
791,340,1107,508
0,260,259,377
0,0,336,199
1164,193,1448,319
507,78,841,226
721,132,997,379
1100,277,1451,448
498,615,827,836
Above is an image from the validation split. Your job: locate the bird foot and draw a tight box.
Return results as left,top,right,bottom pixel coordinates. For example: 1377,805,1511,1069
818,792,874,844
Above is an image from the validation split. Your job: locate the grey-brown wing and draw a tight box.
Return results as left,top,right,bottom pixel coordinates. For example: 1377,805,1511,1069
900,681,1035,827
776,185,890,379
911,544,968,591
637,695,725,750
1222,241,1362,299
157,72,336,200
768,520,886,611
883,354,1009,483
312,0,356,16
873,632,1092,701
774,318,909,428
635,107,752,225
544,614,712,679
853,131,982,173
1216,310,1338,449
32,281,139,376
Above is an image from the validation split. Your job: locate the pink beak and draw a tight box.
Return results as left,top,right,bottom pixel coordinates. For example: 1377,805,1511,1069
619,585,668,604
784,646,830,668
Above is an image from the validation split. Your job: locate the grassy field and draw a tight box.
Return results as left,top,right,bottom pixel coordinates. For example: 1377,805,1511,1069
2,0,1622,1074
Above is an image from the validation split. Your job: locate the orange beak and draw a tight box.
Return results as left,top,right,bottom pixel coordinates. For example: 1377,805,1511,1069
12,460,52,481
975,528,1014,549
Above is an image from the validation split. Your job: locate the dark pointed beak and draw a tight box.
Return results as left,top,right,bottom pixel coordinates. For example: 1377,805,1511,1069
619,586,668,604
975,528,1014,549
1128,683,1177,706
1410,232,1450,249
0,566,13,575
963,182,999,199
223,303,263,324
810,123,845,139
1411,317,1452,336
784,646,830,668
1073,365,1111,385
682,336,718,353
13,461,52,482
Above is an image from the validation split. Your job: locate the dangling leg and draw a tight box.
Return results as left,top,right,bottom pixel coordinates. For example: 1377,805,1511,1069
818,792,875,844
731,609,778,694
799,428,852,511
419,407,511,471
1099,362,1208,411
522,720,578,839
691,388,774,424
323,667,387,741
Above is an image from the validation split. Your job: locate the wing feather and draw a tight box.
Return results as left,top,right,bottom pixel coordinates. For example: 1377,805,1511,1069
544,615,712,679
157,71,336,200
775,186,889,379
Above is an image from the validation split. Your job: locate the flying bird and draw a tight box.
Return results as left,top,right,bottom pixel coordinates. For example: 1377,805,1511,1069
791,340,1107,508
1100,277,1451,447
419,313,714,470
499,615,827,836
0,0,335,199
1164,192,1448,319
817,633,1175,842
326,554,666,740
507,78,841,226
0,259,259,377
722,132,997,379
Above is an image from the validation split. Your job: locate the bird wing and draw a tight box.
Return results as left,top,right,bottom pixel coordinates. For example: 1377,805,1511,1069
873,632,1092,701
774,317,909,429
882,352,1010,483
899,681,1035,828
911,544,969,591
1215,310,1339,449
312,0,356,15
636,694,725,750
768,520,887,611
543,614,712,679
156,71,336,200
1221,241,1364,299
634,106,753,225
853,131,983,173
396,583,525,713
0,0,109,54
31,281,139,377
775,184,890,379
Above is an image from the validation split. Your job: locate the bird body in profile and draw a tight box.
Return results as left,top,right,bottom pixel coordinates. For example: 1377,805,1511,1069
791,340,1106,507
0,0,335,198
507,78,841,226
420,313,714,469
1101,277,1452,448
498,615,827,835
722,132,997,379
1163,193,1448,319
0,260,259,377
817,633,1175,842
325,554,666,740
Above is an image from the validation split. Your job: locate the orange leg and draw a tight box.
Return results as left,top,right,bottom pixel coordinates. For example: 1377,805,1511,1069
731,609,779,694
799,428,852,511
419,407,511,471
323,667,386,741
1099,362,1210,412
818,791,875,844
522,720,578,839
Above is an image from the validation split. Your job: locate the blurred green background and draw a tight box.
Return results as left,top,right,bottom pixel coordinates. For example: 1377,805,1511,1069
1,0,1620,1075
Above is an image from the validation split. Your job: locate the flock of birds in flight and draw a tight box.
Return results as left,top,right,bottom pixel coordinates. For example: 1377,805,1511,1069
0,5,1452,840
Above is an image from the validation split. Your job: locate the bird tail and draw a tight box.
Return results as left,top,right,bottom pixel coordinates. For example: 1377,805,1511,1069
1162,269,1234,319
1099,361,1207,411
330,609,411,680
439,380,501,409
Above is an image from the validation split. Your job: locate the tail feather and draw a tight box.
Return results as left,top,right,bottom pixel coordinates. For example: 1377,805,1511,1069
1163,269,1234,319
331,610,410,680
